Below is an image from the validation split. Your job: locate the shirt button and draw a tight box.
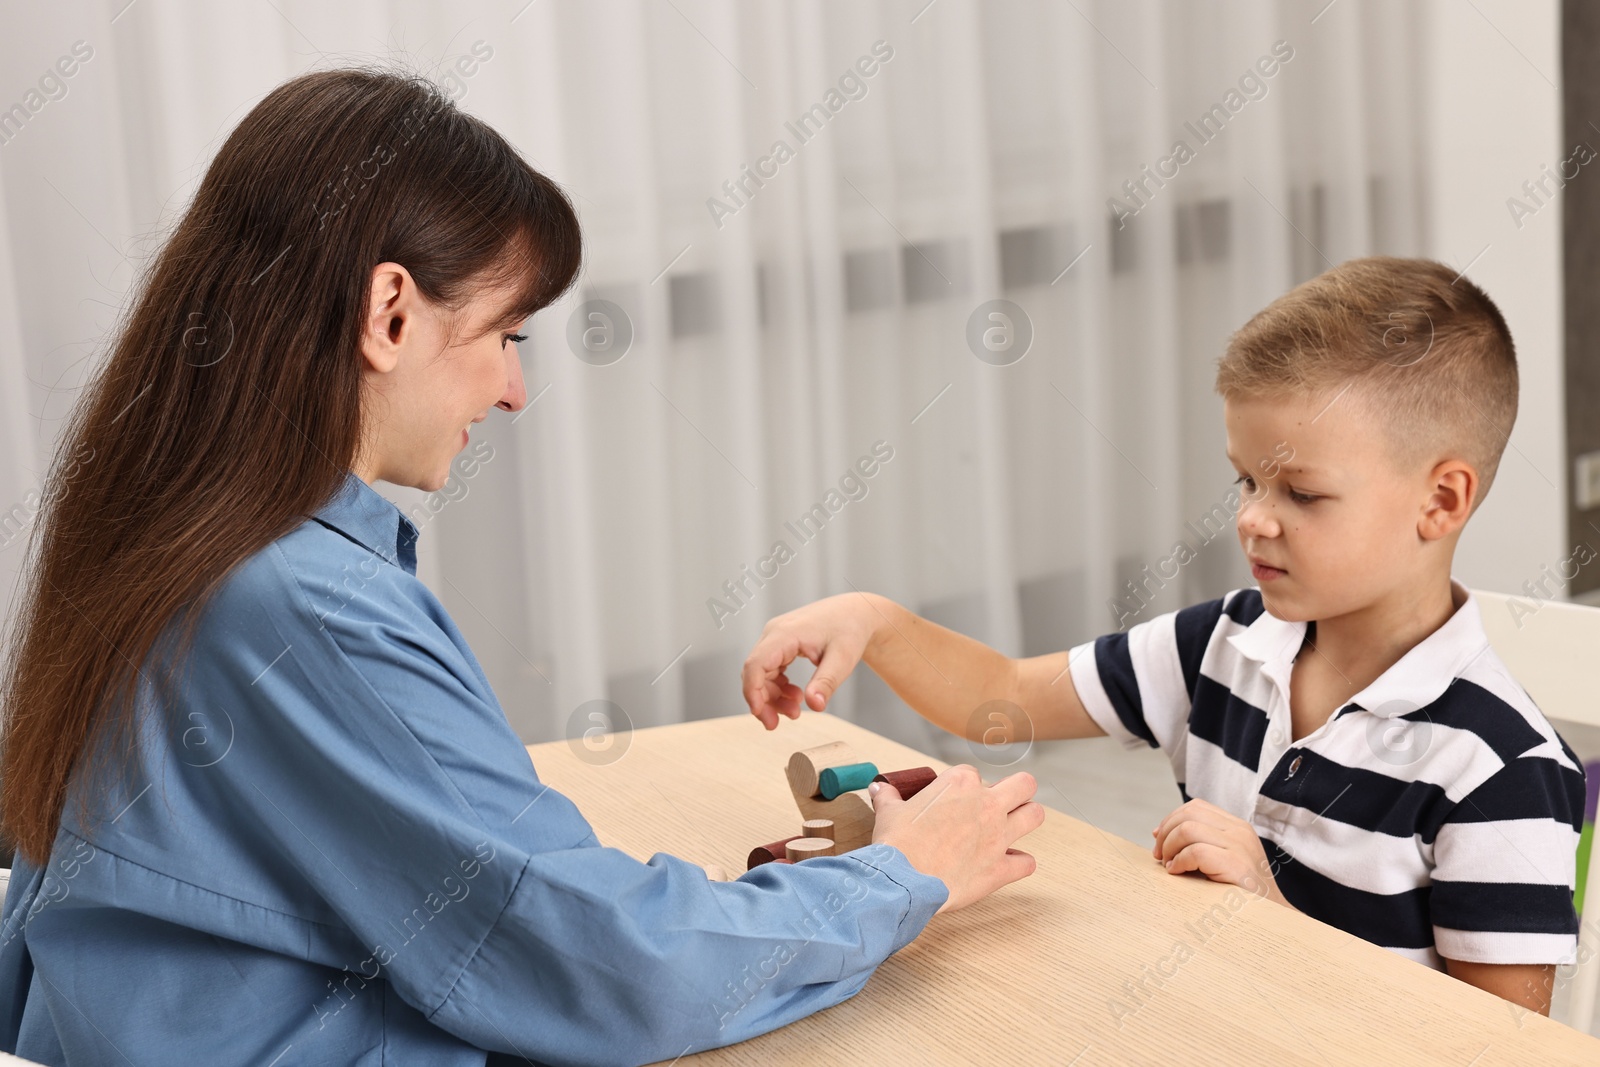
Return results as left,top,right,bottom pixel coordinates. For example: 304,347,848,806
1270,729,1284,745
1287,755,1303,777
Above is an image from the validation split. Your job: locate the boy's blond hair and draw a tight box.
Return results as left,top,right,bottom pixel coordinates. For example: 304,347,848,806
1215,256,1517,504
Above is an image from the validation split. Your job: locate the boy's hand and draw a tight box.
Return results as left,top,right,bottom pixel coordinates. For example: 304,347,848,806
742,593,882,729
1152,798,1290,907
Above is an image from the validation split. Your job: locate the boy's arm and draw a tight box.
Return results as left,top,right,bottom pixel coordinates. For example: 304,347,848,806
742,592,1104,740
1443,960,1554,1016
859,597,1105,741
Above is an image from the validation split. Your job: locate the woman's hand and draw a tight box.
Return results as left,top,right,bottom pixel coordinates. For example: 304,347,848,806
870,766,1044,913
741,593,884,729
1151,798,1290,907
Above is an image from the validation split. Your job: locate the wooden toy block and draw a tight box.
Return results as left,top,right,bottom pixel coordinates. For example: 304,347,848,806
785,741,854,797
818,762,879,799
785,742,876,852
785,837,836,861
747,836,803,870
800,818,834,840
873,766,937,801
701,863,730,882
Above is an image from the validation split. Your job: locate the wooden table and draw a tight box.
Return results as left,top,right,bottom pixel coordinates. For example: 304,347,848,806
527,714,1600,1066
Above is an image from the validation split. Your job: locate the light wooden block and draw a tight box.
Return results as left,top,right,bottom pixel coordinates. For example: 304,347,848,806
785,742,876,852
801,818,835,840
785,837,836,861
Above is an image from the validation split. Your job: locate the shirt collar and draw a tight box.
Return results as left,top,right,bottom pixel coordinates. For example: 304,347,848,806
311,471,421,576
1226,579,1488,719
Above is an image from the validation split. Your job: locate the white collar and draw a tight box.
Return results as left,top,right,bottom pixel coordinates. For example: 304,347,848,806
1225,579,1489,718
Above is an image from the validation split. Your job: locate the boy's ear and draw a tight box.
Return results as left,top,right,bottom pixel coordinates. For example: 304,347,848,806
1419,459,1478,541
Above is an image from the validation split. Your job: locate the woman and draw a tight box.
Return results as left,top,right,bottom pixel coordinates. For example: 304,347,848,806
0,69,1041,1065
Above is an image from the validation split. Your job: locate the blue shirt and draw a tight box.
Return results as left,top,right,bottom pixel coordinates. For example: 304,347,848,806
0,472,946,1066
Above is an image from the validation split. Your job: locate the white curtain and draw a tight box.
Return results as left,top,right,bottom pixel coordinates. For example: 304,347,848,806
0,0,1449,750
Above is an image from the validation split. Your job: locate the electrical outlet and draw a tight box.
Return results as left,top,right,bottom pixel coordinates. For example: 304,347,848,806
1575,451,1600,511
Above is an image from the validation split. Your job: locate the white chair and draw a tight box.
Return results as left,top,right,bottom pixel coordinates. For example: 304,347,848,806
1474,589,1600,1033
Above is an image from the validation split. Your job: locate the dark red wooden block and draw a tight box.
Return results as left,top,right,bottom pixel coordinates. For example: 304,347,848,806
872,766,937,801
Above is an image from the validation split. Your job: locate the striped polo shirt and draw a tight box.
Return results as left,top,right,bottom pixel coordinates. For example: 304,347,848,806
1068,581,1585,969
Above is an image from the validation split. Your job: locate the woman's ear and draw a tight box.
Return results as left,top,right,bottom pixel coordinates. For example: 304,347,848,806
1419,459,1478,541
359,262,416,374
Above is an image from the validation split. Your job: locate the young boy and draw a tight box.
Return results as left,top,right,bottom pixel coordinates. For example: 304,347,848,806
741,257,1585,1014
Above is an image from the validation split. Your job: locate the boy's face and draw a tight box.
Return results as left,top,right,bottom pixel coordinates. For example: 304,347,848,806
1223,391,1442,622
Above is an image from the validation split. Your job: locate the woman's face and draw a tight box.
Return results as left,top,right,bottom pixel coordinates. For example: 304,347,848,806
355,263,529,492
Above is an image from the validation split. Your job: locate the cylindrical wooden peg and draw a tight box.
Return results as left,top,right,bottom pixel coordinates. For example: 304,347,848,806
872,766,938,801
785,837,837,861
747,836,803,870
801,818,835,840
818,762,879,799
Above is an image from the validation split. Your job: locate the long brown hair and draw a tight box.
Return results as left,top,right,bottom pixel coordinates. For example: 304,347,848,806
1,68,581,864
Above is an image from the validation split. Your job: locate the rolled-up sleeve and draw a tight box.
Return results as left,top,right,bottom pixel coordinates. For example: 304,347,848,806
190,540,946,1066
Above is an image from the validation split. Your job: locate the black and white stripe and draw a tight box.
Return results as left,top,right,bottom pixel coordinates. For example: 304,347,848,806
1069,584,1585,969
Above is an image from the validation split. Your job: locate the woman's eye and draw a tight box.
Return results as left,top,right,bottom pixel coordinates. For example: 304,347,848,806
503,332,528,348
1233,474,1257,493
1287,489,1319,504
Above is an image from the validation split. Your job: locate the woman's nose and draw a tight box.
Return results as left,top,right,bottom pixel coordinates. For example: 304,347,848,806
498,342,528,412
